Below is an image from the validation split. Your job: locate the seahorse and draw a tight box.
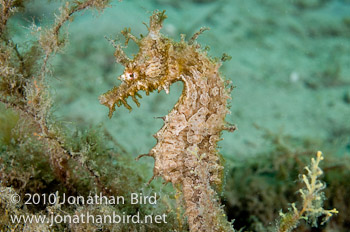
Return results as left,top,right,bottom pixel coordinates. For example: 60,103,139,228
100,10,235,232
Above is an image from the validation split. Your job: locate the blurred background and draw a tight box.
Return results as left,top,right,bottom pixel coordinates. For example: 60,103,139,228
22,0,349,160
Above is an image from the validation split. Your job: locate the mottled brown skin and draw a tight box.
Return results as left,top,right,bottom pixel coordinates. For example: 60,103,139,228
100,11,235,232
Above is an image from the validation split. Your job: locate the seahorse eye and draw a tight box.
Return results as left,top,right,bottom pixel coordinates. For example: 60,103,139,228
120,71,138,82
125,72,132,80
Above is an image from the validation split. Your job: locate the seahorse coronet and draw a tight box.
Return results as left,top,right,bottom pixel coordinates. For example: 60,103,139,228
100,10,234,232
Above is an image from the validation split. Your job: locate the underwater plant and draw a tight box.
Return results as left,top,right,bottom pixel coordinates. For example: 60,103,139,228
100,10,236,232
0,0,112,194
277,151,338,232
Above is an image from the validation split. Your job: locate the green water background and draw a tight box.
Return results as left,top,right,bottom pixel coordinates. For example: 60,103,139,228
11,0,350,164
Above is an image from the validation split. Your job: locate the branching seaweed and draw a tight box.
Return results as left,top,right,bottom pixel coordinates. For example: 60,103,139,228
0,0,112,194
277,151,338,232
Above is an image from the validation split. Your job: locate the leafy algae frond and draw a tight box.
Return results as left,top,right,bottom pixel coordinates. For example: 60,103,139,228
277,151,338,232
100,10,235,232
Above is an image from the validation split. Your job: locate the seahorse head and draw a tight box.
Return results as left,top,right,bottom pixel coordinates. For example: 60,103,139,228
99,10,173,118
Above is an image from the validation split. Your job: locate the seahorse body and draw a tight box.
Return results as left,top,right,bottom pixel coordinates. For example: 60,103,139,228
100,11,234,232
